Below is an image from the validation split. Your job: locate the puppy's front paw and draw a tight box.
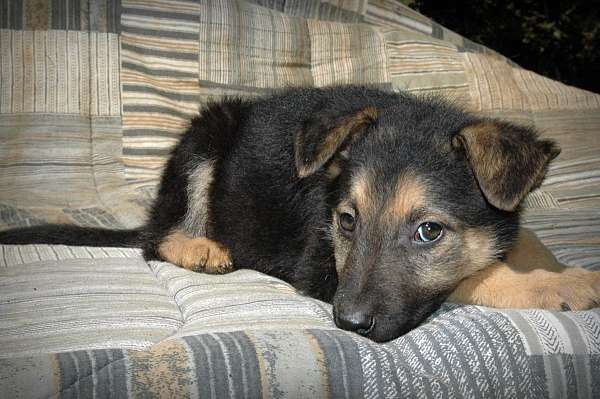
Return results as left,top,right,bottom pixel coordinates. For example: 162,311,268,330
158,231,234,274
517,268,600,311
450,263,600,310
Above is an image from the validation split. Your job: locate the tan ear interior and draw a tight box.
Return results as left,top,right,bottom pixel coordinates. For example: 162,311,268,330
456,121,560,211
295,106,377,178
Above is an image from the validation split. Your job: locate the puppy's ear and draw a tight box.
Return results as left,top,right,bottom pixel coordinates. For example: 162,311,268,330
453,120,560,211
295,106,377,178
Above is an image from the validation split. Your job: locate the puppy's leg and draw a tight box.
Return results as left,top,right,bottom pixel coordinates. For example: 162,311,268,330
157,230,233,274
449,228,600,310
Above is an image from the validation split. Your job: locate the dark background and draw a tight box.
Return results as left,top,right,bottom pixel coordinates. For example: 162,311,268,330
406,0,600,93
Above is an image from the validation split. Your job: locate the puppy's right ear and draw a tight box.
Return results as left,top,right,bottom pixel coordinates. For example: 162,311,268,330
453,120,560,211
294,106,377,178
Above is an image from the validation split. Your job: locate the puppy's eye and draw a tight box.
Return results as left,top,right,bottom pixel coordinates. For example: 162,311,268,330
414,222,443,242
339,212,356,232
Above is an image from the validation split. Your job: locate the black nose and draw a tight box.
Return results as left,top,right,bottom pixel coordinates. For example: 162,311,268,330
335,309,375,336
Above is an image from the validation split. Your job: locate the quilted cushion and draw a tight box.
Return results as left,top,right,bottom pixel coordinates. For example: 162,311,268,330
1,244,599,397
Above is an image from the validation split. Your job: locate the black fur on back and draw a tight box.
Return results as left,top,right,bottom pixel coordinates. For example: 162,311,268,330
140,98,251,259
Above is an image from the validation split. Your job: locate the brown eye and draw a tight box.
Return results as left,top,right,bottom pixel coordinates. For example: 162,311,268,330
339,212,356,232
414,222,443,242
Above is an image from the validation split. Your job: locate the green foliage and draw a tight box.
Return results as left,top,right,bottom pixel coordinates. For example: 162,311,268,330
408,0,600,92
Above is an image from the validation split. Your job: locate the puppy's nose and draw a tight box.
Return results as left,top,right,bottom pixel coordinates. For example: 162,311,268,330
335,309,375,336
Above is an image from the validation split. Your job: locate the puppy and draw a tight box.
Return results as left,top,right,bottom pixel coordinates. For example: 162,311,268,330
2,86,599,342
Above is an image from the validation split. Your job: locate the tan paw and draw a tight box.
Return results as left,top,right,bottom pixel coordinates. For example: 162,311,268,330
510,268,600,311
157,231,234,274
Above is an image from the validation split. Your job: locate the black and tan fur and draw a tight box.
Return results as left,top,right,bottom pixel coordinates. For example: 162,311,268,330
1,86,599,342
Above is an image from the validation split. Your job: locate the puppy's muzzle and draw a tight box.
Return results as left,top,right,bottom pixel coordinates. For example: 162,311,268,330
333,295,377,337
334,304,375,336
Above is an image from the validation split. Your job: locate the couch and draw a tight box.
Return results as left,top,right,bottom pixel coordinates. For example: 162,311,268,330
1,1,599,397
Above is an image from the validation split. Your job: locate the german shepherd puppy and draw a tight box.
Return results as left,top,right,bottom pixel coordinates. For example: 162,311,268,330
2,86,599,342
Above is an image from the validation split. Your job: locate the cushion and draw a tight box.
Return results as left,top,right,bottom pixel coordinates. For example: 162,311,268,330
1,1,599,397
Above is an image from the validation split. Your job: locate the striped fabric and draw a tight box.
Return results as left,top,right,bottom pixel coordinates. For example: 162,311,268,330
0,29,121,115
250,0,364,22
199,0,313,89
1,0,600,397
533,110,600,208
385,33,471,105
307,18,388,87
120,0,202,189
0,115,122,206
0,202,137,230
522,208,600,269
1,244,599,397
1,0,122,32
364,0,433,36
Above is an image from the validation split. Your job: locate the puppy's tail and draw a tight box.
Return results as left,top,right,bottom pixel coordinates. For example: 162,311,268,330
0,225,143,248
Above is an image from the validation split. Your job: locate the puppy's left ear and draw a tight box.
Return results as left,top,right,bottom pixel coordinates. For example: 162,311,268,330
295,106,378,178
453,121,561,211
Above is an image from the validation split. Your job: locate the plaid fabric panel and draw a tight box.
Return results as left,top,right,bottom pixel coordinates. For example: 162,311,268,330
0,203,127,230
149,261,335,338
462,52,600,113
0,113,145,228
503,309,600,397
0,246,181,358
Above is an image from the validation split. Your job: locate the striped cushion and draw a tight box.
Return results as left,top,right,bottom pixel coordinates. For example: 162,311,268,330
1,243,599,397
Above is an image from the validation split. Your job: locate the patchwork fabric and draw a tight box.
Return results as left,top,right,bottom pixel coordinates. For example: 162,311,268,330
0,26,142,227
1,0,600,398
122,0,389,191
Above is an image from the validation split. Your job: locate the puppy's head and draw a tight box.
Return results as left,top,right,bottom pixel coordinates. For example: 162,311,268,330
295,96,560,342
